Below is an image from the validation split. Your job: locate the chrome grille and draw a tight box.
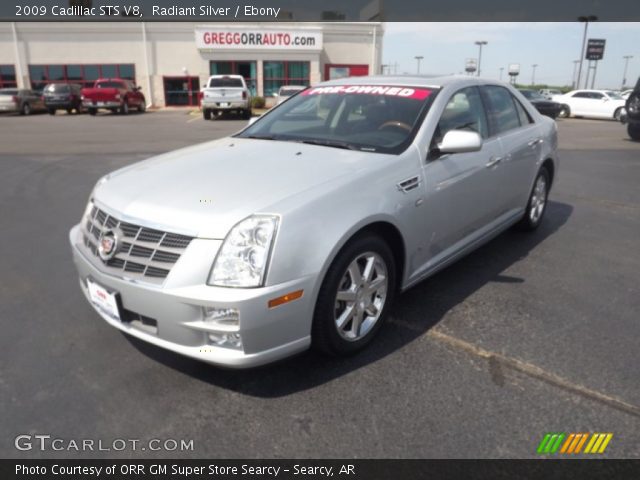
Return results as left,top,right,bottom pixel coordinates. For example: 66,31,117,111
81,203,193,284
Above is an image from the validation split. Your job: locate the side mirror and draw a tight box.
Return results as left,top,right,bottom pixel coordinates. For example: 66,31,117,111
602,97,609,102
247,116,258,126
437,130,482,154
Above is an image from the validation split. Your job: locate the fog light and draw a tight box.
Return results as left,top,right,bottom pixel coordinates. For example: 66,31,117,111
208,332,243,350
203,307,239,327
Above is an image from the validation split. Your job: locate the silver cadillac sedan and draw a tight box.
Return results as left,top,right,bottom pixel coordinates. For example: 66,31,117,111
69,76,558,368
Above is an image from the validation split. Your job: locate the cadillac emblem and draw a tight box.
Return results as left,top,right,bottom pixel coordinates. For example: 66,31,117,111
98,229,118,261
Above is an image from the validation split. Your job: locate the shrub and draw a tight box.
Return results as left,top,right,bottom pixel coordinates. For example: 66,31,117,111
251,96,265,108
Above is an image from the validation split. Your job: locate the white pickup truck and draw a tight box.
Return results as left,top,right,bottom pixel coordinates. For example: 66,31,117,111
201,75,252,120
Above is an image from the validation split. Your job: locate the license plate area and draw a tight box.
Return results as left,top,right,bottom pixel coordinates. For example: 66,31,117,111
86,277,123,321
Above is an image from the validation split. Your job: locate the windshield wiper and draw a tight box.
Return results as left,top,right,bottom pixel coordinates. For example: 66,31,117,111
295,139,360,150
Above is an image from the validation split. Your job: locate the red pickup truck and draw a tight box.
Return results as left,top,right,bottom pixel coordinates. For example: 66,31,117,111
81,78,146,115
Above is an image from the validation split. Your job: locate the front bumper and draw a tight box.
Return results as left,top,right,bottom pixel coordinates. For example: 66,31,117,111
69,224,314,368
83,101,121,109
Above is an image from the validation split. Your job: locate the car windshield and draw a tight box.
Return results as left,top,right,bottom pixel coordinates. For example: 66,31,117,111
96,82,123,89
237,84,438,154
45,84,70,93
209,77,244,88
520,90,544,100
605,91,623,100
0,89,18,96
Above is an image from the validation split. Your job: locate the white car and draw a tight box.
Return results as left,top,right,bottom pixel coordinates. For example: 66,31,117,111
621,89,633,100
553,90,626,120
539,89,563,101
276,85,307,105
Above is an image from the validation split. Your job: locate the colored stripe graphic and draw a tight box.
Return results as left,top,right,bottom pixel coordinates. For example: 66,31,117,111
538,433,613,454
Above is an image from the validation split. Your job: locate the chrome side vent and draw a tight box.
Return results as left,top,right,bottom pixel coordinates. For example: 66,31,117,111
397,176,421,193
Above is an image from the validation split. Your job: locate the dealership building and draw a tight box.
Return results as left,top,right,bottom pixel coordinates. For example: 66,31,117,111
0,22,383,106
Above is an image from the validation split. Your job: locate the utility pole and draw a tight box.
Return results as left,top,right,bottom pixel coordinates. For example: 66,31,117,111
531,64,538,86
576,15,597,89
572,60,580,88
475,41,488,77
499,67,504,81
622,55,633,89
414,56,424,74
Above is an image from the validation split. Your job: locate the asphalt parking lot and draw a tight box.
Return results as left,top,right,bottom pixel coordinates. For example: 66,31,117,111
1,111,639,458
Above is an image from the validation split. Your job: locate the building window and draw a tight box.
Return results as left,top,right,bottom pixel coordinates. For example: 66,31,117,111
28,64,136,91
0,65,18,88
210,61,257,96
325,64,369,81
263,61,310,97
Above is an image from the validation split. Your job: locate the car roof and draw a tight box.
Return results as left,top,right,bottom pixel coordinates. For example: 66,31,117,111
317,74,512,90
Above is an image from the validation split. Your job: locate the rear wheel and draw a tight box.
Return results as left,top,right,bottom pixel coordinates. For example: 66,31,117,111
558,104,570,118
138,102,146,113
242,108,252,120
628,123,640,141
203,109,212,120
48,108,56,115
516,167,550,231
120,101,129,115
613,107,624,121
312,233,396,356
21,103,31,115
88,108,97,116
66,108,73,114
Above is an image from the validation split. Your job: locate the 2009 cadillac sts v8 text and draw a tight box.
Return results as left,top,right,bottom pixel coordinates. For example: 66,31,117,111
69,76,558,368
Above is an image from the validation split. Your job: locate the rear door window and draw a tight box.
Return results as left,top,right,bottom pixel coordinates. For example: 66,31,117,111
482,85,522,136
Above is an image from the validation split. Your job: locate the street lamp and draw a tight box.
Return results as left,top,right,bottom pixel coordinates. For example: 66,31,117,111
414,56,424,74
576,15,597,89
622,55,633,89
531,64,538,86
572,60,580,88
475,41,488,77
499,67,504,81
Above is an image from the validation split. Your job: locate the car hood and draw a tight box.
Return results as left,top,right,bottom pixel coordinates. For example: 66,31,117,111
94,137,381,239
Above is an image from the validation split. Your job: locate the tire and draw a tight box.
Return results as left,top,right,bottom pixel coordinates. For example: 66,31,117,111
628,123,640,141
88,108,97,116
515,167,550,231
203,109,212,120
613,107,624,121
66,108,73,114
312,233,396,356
21,103,31,115
243,108,252,120
48,108,56,115
558,104,570,118
120,101,129,115
138,102,146,113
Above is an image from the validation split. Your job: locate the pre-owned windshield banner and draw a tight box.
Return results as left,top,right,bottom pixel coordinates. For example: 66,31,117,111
3,0,639,21
302,85,434,100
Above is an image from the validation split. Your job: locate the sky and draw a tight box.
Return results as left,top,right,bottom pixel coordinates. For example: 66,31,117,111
382,23,640,89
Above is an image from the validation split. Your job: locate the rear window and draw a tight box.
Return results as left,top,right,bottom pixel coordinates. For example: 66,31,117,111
95,81,124,89
209,77,244,88
45,84,70,93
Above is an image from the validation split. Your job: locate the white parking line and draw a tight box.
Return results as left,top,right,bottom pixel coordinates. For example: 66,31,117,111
187,116,201,123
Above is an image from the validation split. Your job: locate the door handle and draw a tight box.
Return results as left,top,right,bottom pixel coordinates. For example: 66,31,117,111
485,156,502,168
528,138,542,147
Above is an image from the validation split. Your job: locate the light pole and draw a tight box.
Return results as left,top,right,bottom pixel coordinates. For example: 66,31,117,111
414,56,424,74
572,60,580,88
499,67,504,81
531,64,538,86
576,15,597,89
622,55,633,89
475,41,488,77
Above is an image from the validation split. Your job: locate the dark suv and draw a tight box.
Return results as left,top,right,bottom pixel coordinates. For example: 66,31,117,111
622,77,640,140
43,83,83,115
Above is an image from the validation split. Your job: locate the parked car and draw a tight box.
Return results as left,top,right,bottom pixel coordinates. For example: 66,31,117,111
553,89,627,120
621,77,640,140
518,89,562,119
81,78,146,115
539,89,563,100
43,83,83,115
201,75,252,120
69,76,558,368
0,88,46,115
276,85,307,105
621,89,633,100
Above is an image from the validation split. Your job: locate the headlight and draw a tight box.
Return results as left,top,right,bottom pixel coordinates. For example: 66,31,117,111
208,215,279,288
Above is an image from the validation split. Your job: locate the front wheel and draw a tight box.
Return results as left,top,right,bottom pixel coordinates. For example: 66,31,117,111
48,108,56,115
203,109,212,120
138,102,146,113
120,101,129,115
21,103,31,115
312,234,396,356
558,104,570,118
628,123,640,141
516,167,550,231
88,108,97,116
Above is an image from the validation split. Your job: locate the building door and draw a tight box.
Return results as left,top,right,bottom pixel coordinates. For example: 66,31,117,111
324,64,369,81
163,76,200,106
210,61,257,96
